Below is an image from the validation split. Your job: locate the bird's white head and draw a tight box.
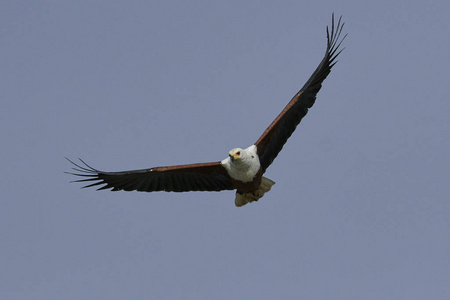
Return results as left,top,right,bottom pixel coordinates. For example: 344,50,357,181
221,145,260,182
228,148,243,162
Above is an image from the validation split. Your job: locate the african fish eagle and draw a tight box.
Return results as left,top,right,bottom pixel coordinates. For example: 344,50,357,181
67,15,346,207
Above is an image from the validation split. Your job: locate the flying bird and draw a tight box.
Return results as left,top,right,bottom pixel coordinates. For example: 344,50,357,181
67,15,346,207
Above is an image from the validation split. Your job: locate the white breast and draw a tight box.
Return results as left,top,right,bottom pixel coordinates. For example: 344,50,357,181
221,145,260,182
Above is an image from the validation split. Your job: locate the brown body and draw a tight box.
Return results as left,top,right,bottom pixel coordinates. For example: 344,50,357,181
231,168,263,194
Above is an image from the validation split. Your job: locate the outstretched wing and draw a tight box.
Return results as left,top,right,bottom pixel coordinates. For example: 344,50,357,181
255,14,346,173
66,158,235,192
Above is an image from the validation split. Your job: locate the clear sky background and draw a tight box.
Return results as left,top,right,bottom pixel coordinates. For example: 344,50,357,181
2,1,449,299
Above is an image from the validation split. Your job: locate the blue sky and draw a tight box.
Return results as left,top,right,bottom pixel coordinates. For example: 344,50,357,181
2,1,449,299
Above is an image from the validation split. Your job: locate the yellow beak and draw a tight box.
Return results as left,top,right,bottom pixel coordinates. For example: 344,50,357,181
229,153,239,161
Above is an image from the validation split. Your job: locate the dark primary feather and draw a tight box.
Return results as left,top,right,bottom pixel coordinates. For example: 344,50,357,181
66,158,234,193
255,14,346,173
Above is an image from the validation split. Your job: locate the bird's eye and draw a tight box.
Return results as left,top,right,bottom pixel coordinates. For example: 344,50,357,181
236,151,240,155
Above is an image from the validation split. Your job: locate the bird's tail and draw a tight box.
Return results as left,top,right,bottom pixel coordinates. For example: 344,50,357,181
235,177,275,207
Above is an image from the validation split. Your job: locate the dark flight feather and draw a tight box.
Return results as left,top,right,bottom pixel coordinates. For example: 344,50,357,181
255,14,346,173
66,158,234,192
